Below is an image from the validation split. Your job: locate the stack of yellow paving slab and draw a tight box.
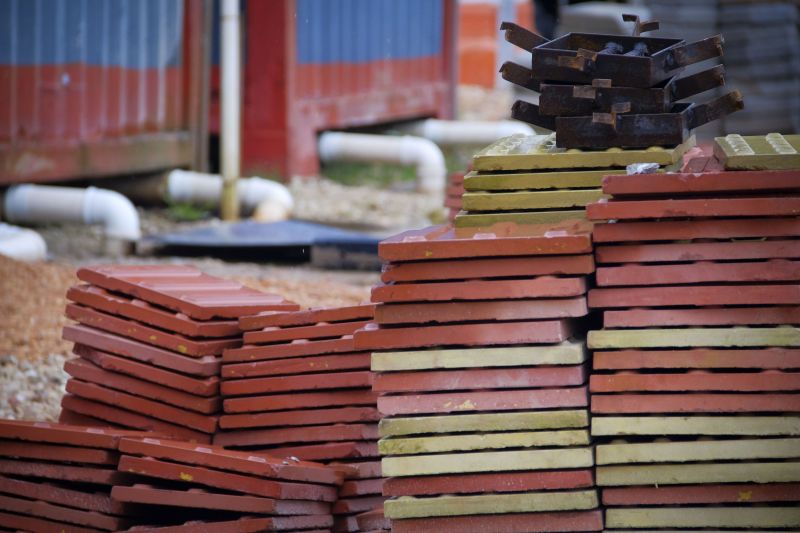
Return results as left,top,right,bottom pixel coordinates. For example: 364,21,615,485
586,137,800,530
353,221,602,533
455,133,694,228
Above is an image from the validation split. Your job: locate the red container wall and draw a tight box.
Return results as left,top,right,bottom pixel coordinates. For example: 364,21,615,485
211,0,456,178
0,0,206,184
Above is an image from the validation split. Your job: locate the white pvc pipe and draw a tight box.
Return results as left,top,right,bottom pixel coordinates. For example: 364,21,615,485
396,118,535,145
220,0,241,218
167,170,294,219
3,184,141,242
318,132,447,193
0,223,47,262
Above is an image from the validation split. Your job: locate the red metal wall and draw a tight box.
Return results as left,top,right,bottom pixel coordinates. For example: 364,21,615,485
210,0,457,178
0,0,206,185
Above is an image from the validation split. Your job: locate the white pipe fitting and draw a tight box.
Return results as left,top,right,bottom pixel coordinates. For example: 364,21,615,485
0,223,47,262
166,170,294,220
318,131,447,193
396,118,535,146
3,184,141,242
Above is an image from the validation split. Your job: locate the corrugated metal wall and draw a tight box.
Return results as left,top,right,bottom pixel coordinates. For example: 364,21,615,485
0,0,202,184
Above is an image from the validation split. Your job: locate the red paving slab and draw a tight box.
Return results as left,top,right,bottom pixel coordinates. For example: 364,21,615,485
354,320,574,351
58,409,111,427
60,394,210,443
124,516,333,532
222,353,371,379
0,458,127,485
213,424,378,448
590,372,800,392
380,255,595,283
0,510,104,533
67,284,241,338
240,304,375,331
597,260,800,286
589,285,800,308
223,389,378,414
332,495,386,515
604,307,800,328
220,406,380,430
65,380,217,434
111,484,330,515
259,441,379,462
371,277,587,303
356,508,389,531
0,440,116,465
0,419,149,450
390,510,603,533
596,239,800,264
591,393,800,413
373,366,587,393
66,304,240,356
375,298,588,325
594,348,800,370
117,455,338,502
63,325,219,377
593,217,800,243
118,437,341,485
0,474,124,515
77,265,298,320
74,345,219,397
244,320,372,345
339,478,384,497
602,483,800,505
378,221,593,262
602,169,800,196
0,492,129,530
221,370,373,396
378,387,588,416
587,196,800,221
224,336,357,363
65,358,220,414
382,469,594,497
331,461,382,480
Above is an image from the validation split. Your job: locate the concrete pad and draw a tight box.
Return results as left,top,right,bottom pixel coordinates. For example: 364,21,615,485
587,196,800,221
379,429,589,455
604,307,800,328
593,348,800,370
592,393,800,414
606,507,800,528
603,483,800,506
390,510,603,533
381,447,593,477
384,490,598,519
371,277,587,303
589,285,800,309
371,342,587,372
379,410,588,437
462,190,606,211
374,366,586,393
591,416,800,437
464,169,616,191
455,210,588,228
597,462,800,486
376,298,589,325
383,469,593,497
596,438,800,464
590,372,800,392
596,240,800,264
597,260,800,286
602,169,800,196
587,327,800,349
593,217,800,243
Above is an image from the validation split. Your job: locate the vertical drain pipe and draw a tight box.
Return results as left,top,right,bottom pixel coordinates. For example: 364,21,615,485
220,0,241,220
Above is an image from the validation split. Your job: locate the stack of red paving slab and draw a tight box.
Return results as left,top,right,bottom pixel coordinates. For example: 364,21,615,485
329,461,386,533
216,304,383,532
111,436,342,531
60,264,298,443
0,419,152,532
445,170,466,221
354,221,603,533
586,167,800,530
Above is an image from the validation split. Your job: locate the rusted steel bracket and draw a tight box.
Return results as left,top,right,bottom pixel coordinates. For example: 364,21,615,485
499,61,541,92
622,13,659,36
500,21,548,51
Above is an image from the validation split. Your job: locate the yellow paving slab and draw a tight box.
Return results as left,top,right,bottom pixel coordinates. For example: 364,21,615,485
591,416,800,437
454,209,586,227
587,327,800,349
597,461,800,486
472,133,695,172
371,342,587,372
384,489,598,519
606,508,800,528
462,189,607,211
463,169,618,191
379,410,588,437
381,447,593,477
715,133,800,170
597,438,800,465
379,429,590,455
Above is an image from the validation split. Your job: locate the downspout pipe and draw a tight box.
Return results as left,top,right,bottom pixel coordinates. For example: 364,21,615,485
318,132,447,194
0,223,47,262
3,184,141,247
220,0,241,220
395,118,535,145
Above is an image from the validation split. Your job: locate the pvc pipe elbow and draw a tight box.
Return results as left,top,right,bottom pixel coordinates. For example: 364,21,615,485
399,136,447,194
83,187,142,241
0,223,47,262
